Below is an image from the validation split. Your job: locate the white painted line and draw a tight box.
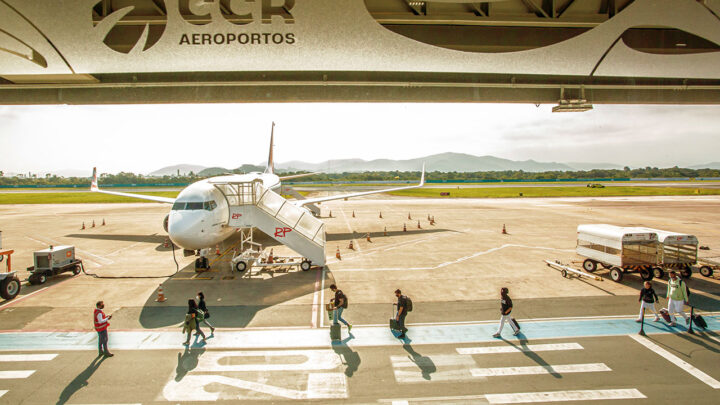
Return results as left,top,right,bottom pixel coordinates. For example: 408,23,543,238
458,343,583,355
0,370,36,379
320,267,326,328
391,354,475,368
470,363,611,377
311,269,321,328
0,354,58,362
0,287,48,310
0,390,6,399
629,334,720,389
485,389,646,404
392,401,410,405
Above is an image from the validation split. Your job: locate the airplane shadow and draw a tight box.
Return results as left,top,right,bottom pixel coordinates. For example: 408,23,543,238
65,233,167,244
327,228,452,242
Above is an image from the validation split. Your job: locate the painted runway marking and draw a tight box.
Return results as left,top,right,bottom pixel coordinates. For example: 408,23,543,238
0,354,57,362
379,389,646,404
629,334,720,389
392,354,477,383
0,287,48,310
470,363,610,377
311,268,321,328
0,370,35,379
161,349,348,401
458,343,583,355
485,389,646,403
0,390,6,399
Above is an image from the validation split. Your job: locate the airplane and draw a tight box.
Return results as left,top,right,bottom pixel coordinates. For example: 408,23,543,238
91,122,425,264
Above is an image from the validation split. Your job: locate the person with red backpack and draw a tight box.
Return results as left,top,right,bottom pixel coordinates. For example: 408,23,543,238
94,301,113,357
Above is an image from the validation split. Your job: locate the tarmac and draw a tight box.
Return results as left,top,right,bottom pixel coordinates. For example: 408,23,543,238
1,195,720,404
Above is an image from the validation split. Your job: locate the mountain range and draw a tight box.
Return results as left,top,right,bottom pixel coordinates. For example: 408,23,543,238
147,153,628,176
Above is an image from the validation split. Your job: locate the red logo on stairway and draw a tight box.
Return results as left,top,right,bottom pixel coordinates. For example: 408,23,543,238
275,227,292,238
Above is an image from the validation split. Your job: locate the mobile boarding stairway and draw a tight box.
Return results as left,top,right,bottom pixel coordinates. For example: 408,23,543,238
211,179,326,266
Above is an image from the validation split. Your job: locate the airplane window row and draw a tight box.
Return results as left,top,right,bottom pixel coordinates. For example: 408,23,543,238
171,201,217,211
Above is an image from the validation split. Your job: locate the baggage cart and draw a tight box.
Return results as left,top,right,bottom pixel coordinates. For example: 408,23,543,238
576,224,658,282
26,245,83,285
633,227,697,279
697,256,720,278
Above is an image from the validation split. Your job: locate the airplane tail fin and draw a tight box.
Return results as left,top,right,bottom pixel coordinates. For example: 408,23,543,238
265,122,275,174
90,167,99,191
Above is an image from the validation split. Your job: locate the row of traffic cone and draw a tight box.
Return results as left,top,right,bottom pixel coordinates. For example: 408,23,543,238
81,219,106,230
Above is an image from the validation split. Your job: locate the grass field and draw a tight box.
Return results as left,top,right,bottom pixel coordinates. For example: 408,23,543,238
0,192,180,204
389,186,720,199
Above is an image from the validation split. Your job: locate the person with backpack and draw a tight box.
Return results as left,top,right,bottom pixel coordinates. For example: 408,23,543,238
636,281,660,323
666,271,689,327
329,284,352,332
197,291,215,334
493,287,519,338
394,289,412,339
183,299,206,345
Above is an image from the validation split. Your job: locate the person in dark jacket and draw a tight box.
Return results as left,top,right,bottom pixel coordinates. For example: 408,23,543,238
197,291,215,334
493,287,519,338
184,299,206,345
636,281,660,322
395,289,408,339
330,284,352,332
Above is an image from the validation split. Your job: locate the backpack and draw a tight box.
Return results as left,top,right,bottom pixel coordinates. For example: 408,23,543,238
340,291,348,309
683,280,691,298
405,296,413,312
196,309,205,322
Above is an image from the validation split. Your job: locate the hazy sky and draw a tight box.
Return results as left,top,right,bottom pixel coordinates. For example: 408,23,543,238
1,103,719,175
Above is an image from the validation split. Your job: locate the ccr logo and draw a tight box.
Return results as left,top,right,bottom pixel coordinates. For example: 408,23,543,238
93,0,295,54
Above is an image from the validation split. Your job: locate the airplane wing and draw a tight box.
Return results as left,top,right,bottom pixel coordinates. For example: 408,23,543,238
293,165,425,207
90,168,176,204
279,172,321,181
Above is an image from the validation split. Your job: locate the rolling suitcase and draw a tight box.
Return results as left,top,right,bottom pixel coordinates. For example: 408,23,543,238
510,318,521,331
330,323,341,340
692,314,708,329
660,308,672,323
389,304,400,330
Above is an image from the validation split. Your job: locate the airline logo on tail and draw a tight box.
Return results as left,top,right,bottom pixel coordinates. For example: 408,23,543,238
91,167,98,191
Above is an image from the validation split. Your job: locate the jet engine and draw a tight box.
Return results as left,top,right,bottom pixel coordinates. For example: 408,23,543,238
163,214,169,232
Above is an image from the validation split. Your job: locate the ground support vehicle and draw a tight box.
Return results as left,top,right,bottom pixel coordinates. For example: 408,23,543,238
635,227,697,279
576,224,659,282
545,260,603,281
698,257,720,278
26,245,83,285
229,228,313,276
0,249,21,300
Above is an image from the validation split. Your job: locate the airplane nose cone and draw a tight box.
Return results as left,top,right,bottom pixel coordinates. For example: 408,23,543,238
168,211,206,250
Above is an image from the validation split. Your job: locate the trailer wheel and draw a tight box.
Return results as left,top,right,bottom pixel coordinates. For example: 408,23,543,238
680,267,692,278
582,259,597,272
610,267,624,282
561,269,568,278
300,260,312,271
653,267,664,279
235,261,247,272
72,265,81,275
639,267,653,281
0,277,20,300
35,274,47,285
700,266,714,277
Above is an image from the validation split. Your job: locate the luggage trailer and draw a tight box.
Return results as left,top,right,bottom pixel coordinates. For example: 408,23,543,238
698,257,720,278
576,224,659,282
26,245,83,285
634,227,697,279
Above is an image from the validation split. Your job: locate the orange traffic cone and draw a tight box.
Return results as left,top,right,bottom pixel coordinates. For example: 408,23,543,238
352,210,356,218
408,213,412,220
430,217,435,226
379,211,383,219
502,224,508,234
81,222,85,230
403,223,407,232
348,240,355,250
155,284,167,302
417,220,422,229
427,214,431,221
102,218,106,226
163,238,170,248
384,226,388,236
215,244,221,255
92,220,96,228
268,248,274,264
366,233,372,242
336,246,342,260
329,210,333,218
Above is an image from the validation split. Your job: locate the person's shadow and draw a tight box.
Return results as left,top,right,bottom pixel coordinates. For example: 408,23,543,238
504,337,561,379
403,343,436,381
332,334,361,377
175,346,207,382
56,355,106,405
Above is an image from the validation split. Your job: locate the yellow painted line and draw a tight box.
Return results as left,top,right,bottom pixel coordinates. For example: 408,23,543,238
209,239,244,266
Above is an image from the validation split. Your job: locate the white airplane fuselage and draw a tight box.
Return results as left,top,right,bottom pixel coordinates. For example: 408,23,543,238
167,172,280,250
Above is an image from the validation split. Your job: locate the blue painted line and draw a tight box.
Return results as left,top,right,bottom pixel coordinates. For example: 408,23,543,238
0,316,717,351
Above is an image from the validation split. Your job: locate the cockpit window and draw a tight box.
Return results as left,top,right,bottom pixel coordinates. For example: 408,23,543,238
204,201,217,211
172,202,186,210
186,202,203,210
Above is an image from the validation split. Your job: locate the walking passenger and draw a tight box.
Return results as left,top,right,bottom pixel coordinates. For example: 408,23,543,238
330,284,352,332
94,301,113,357
183,299,206,345
197,292,215,334
666,271,689,326
636,281,660,322
493,287,519,338
395,289,409,339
